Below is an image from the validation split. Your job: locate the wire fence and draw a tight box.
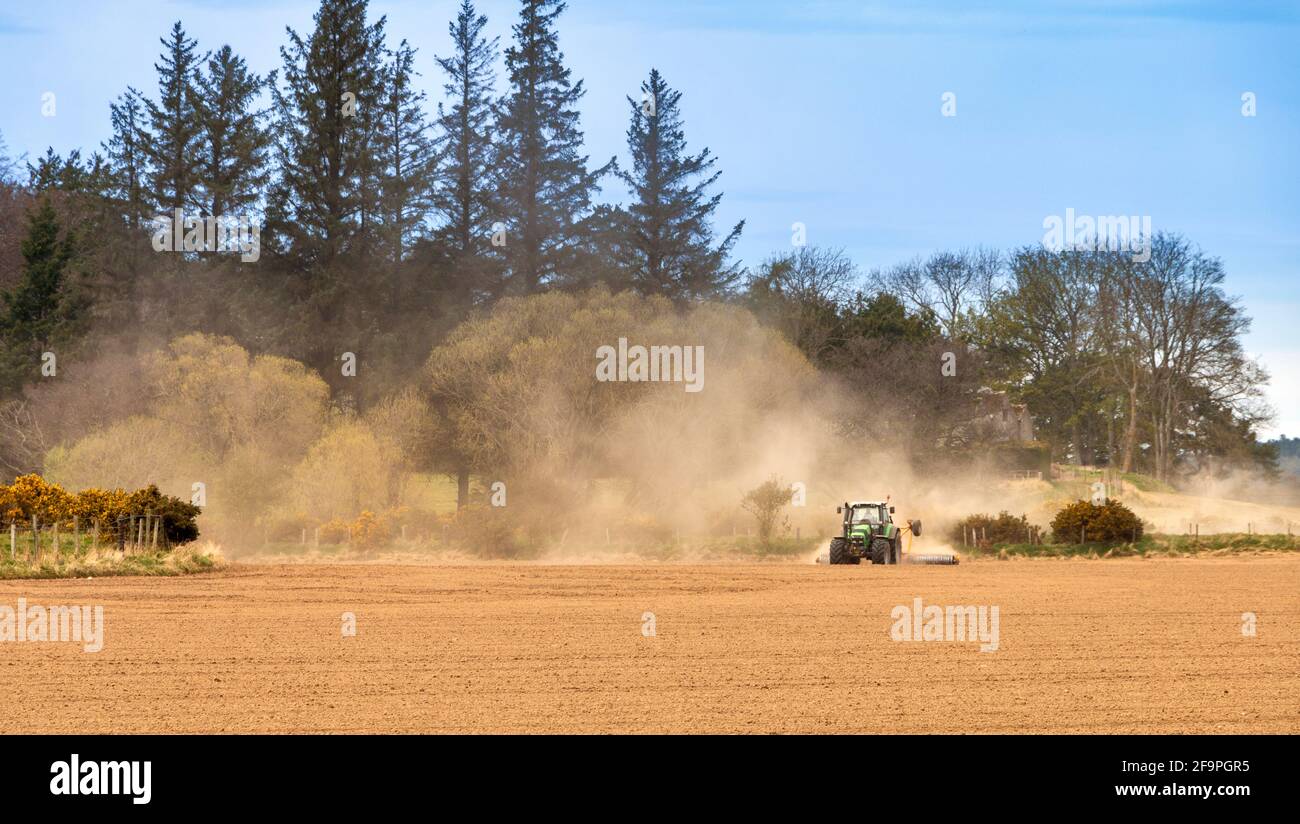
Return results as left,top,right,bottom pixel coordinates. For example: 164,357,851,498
3,513,174,564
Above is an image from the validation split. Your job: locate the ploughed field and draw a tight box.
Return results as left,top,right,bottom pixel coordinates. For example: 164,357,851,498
1,558,1297,733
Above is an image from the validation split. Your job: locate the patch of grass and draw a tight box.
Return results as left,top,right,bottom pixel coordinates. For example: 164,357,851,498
967,532,1299,559
1051,464,1176,494
401,472,463,512
0,545,223,579
1119,472,1176,493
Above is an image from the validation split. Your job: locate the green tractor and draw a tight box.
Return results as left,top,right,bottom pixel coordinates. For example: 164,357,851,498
827,500,921,565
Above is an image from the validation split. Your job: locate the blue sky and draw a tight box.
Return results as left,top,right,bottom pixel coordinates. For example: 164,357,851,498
1,0,1297,435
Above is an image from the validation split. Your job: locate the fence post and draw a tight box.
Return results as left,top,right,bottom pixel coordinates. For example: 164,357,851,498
9,521,14,560
31,515,39,563
92,518,100,551
73,516,79,556
151,515,160,551
52,521,59,561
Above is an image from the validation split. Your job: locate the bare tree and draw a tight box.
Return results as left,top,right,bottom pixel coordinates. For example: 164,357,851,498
1128,234,1267,481
1095,252,1145,472
745,246,858,362
995,247,1106,464
871,247,1000,339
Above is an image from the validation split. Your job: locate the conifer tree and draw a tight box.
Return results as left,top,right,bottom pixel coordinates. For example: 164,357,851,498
195,45,271,220
618,69,743,299
143,22,206,213
494,0,610,293
103,89,151,231
270,0,387,269
431,0,500,298
375,40,436,264
0,199,85,396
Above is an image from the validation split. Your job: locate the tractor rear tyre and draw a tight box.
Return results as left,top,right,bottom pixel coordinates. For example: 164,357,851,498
870,537,893,565
829,537,859,565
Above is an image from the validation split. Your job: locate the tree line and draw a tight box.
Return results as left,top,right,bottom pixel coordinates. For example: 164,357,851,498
0,0,1280,490
0,0,739,389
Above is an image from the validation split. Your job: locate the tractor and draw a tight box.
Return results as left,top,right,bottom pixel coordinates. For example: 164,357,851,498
827,500,921,565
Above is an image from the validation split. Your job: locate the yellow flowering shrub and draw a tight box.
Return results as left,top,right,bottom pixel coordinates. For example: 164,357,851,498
2,474,72,523
318,517,351,545
349,510,392,552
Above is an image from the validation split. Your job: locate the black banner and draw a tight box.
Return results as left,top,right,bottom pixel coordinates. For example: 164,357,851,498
2,734,1283,812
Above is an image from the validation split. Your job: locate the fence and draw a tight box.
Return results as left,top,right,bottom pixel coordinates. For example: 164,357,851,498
4,512,173,565
1006,470,1043,481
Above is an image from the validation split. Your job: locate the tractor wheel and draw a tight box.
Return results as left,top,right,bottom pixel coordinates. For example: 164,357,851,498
870,537,892,565
829,537,858,565
893,537,903,564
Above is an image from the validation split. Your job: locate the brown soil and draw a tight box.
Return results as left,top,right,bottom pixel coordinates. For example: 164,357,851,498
1,557,1297,733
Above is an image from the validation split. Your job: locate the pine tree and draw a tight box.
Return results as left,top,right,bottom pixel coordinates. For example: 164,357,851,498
26,148,96,194
195,45,271,220
103,88,151,231
618,69,743,300
270,0,387,270
495,0,610,293
0,198,85,396
143,21,206,214
431,0,500,297
375,40,436,265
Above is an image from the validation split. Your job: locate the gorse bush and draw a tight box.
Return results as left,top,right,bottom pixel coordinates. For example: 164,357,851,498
1050,499,1144,544
1,473,72,521
0,475,200,545
950,511,1034,547
349,510,392,553
318,518,350,545
127,485,202,544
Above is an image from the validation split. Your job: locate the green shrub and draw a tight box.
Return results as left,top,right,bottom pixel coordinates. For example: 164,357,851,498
450,505,521,558
1050,499,1144,544
951,511,1034,548
126,485,202,545
740,476,793,544
318,518,350,545
349,510,392,553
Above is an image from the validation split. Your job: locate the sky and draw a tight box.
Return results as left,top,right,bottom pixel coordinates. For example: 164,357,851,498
0,0,1297,436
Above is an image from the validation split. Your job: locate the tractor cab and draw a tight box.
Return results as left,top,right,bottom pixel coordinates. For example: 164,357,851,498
846,502,888,526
